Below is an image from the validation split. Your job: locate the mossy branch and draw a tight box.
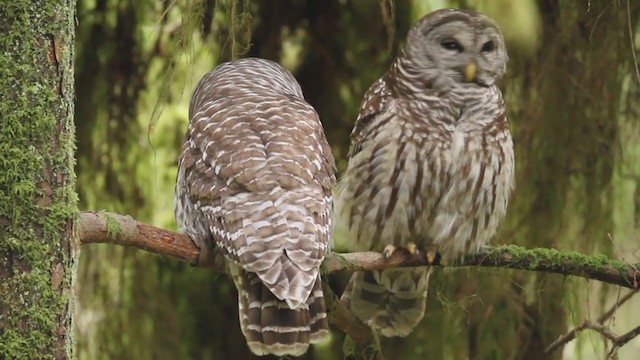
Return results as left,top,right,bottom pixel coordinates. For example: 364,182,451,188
79,211,640,290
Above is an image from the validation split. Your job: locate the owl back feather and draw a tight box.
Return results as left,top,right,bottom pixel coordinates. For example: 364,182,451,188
175,58,335,356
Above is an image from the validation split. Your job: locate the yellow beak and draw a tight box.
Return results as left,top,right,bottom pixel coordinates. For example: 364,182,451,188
464,62,477,82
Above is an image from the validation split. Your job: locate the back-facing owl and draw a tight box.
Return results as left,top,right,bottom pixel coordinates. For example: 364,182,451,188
175,58,337,356
338,8,514,336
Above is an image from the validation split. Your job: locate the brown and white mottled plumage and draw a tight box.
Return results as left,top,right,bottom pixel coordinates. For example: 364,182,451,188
175,58,336,356
338,9,514,336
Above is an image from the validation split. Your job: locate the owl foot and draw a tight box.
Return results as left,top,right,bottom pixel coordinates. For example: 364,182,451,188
426,249,438,264
423,247,446,266
382,244,397,259
382,242,419,259
406,242,418,255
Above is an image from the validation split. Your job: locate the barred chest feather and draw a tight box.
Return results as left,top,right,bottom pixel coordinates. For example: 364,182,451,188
340,84,514,260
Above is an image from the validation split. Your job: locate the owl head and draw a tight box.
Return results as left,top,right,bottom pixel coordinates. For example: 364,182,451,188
403,8,508,90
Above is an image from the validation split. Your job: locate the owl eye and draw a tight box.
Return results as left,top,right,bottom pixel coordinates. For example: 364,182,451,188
481,41,495,53
440,40,463,52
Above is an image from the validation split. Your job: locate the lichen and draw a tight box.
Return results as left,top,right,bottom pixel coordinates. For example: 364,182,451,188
105,213,125,240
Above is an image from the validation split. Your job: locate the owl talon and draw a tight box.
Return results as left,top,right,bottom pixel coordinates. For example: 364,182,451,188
383,245,397,259
406,242,418,255
426,249,437,265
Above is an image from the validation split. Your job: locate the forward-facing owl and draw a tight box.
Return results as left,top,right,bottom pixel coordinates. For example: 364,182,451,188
339,9,514,336
175,58,336,356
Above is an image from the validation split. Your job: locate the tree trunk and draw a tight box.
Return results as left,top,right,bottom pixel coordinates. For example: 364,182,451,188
0,1,78,359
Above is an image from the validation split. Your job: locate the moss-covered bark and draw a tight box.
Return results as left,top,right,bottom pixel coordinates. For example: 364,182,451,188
0,0,78,359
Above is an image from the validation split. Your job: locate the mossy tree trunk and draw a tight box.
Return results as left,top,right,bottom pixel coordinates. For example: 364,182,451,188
0,1,78,359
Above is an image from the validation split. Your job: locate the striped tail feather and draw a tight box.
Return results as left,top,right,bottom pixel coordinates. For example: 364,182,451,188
341,267,431,337
307,277,330,343
233,269,329,356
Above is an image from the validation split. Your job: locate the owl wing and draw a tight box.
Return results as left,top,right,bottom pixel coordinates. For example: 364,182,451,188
348,77,391,159
180,85,335,306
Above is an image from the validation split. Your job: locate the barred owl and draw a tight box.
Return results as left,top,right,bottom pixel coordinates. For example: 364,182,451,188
339,9,514,336
175,58,336,356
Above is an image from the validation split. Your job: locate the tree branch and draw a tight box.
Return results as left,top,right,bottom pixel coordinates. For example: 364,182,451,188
321,282,383,359
79,211,199,263
79,211,640,289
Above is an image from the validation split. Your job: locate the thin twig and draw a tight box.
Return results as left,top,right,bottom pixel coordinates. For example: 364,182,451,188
597,290,639,323
545,290,640,355
610,324,640,352
544,322,589,354
586,321,619,342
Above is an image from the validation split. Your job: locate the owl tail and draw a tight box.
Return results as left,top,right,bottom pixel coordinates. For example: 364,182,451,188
341,267,431,337
233,269,329,356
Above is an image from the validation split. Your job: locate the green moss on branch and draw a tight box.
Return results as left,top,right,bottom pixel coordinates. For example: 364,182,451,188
105,213,125,240
463,245,639,288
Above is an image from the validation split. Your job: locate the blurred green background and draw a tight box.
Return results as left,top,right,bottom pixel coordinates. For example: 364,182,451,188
73,0,640,359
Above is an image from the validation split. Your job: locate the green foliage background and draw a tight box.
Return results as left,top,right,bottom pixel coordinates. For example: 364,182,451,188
73,0,640,359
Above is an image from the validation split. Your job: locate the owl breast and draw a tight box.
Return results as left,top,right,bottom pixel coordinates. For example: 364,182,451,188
425,113,514,259
343,87,514,260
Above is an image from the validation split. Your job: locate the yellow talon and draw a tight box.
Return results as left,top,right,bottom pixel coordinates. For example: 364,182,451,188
383,245,396,259
426,249,437,264
406,242,418,255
